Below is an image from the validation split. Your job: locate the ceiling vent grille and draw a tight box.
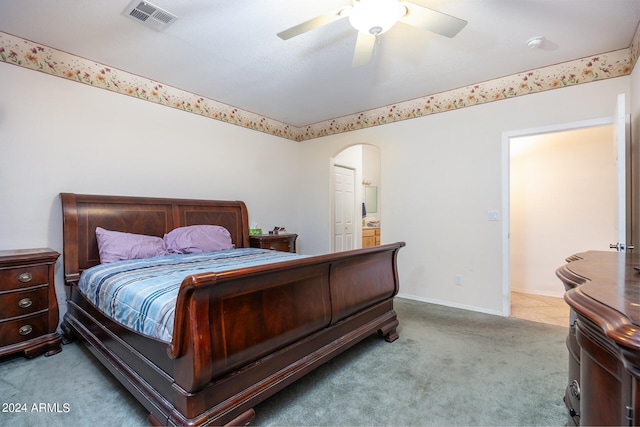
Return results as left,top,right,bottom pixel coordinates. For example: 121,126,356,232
123,1,178,31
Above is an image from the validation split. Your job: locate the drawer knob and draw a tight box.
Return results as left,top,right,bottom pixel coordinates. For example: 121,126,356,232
18,298,33,309
19,325,33,336
18,272,33,283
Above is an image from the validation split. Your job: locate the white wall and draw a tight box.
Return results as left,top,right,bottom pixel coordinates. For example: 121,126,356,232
297,77,631,315
510,126,616,297
0,63,302,315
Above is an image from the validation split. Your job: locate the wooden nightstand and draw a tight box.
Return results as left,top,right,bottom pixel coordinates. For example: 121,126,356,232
0,248,62,358
250,234,298,253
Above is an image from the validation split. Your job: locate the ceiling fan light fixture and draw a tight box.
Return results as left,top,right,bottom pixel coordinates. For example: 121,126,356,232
348,0,406,35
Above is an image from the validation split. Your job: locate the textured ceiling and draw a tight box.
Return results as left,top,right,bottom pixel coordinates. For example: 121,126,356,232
1,0,639,127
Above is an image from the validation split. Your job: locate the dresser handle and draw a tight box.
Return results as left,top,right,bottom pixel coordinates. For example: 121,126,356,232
18,298,33,309
18,272,33,283
569,380,580,400
19,325,33,336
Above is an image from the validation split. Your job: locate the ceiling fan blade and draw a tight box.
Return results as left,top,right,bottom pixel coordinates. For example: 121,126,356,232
277,8,349,40
352,31,376,67
399,2,467,38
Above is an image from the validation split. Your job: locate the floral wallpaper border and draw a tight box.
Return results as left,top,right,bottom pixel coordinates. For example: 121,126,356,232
302,49,633,140
1,28,638,142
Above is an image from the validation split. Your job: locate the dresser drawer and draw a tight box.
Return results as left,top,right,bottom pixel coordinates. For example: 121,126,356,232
0,312,48,347
0,264,49,291
0,286,49,319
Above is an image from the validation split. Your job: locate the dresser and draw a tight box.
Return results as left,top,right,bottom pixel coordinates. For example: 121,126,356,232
0,248,62,358
362,227,380,248
249,234,297,253
557,251,640,426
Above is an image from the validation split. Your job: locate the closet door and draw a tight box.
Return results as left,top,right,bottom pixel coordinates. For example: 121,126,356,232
333,166,355,252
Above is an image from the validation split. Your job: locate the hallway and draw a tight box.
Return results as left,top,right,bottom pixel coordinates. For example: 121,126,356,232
511,291,569,327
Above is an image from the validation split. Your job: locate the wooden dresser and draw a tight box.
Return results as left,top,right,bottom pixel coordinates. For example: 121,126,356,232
0,248,62,358
557,251,640,426
362,227,380,248
249,234,297,253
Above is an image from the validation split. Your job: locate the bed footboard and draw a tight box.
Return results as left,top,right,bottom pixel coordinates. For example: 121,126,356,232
164,243,404,425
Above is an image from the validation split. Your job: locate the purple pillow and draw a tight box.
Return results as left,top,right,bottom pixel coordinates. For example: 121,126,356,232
164,225,234,254
95,227,167,263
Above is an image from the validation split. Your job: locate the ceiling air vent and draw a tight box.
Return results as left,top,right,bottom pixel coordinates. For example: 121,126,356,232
123,0,178,31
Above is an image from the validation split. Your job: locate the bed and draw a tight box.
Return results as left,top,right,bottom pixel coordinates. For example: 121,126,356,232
59,193,405,426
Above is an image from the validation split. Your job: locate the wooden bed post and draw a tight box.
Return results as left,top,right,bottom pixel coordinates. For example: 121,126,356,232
171,277,215,393
60,193,80,285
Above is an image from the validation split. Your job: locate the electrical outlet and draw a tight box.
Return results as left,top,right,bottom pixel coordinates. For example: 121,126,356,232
455,274,462,285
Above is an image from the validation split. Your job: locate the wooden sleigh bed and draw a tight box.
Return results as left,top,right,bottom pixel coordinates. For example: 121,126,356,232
59,193,405,426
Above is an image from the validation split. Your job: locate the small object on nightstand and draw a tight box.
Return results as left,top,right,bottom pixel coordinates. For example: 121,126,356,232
250,233,297,253
0,248,62,358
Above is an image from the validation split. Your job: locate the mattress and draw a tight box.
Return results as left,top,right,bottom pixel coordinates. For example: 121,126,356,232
78,248,303,342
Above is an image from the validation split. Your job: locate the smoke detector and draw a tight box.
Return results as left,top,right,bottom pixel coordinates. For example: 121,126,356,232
527,36,545,49
123,1,178,31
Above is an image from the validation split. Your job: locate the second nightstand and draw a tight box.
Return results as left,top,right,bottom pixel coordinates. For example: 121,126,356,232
250,234,298,253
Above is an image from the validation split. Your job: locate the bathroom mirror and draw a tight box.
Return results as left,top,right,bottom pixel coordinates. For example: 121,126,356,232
364,186,377,214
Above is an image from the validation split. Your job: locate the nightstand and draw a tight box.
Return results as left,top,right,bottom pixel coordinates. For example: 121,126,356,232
249,234,298,253
0,248,62,358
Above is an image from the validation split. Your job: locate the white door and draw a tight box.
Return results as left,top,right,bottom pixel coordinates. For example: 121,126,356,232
334,166,355,252
611,93,632,252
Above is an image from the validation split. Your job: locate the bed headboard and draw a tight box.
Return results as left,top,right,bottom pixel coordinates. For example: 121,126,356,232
60,193,250,285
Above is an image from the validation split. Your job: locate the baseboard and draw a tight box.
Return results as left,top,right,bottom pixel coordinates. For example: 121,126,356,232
396,293,505,317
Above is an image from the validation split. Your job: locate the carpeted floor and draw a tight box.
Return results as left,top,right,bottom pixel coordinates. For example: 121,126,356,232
0,298,568,426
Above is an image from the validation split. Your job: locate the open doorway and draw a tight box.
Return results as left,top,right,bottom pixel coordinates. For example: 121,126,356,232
332,145,381,252
504,120,616,325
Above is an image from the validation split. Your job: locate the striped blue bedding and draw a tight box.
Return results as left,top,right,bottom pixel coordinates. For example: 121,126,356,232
78,248,304,342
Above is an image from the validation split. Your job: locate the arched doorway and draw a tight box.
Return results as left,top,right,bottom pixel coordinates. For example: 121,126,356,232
332,144,381,252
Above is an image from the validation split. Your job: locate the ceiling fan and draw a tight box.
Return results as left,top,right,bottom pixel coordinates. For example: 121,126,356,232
277,0,467,67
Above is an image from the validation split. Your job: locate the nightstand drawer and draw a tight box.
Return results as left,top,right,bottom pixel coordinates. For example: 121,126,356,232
0,312,48,347
0,265,49,291
263,239,292,252
250,234,298,253
0,286,49,319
